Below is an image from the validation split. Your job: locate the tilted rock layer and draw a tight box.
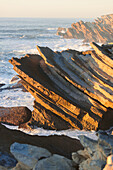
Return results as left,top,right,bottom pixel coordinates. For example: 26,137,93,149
57,14,113,43
9,42,113,131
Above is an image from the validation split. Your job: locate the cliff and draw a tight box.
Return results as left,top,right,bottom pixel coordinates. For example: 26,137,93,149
9,42,113,131
57,14,113,43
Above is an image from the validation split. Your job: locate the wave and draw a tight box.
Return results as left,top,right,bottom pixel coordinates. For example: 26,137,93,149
47,28,57,31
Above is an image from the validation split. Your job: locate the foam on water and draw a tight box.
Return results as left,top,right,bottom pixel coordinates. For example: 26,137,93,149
0,89,34,111
2,123,98,140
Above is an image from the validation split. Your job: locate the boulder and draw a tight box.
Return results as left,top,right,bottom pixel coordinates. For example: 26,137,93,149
0,107,32,126
10,142,51,169
33,154,75,170
0,151,17,169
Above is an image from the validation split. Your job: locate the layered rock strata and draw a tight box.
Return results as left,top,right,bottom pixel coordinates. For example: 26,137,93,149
57,14,113,43
9,42,113,131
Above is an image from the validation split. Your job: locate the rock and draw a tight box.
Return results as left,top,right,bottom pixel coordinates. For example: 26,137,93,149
0,123,83,159
57,14,113,43
9,42,113,131
78,135,98,153
0,84,5,88
33,154,75,170
0,107,32,126
0,151,17,169
72,131,113,170
10,75,20,83
12,162,31,170
0,166,7,170
10,142,51,169
72,152,87,165
11,80,28,92
103,155,113,170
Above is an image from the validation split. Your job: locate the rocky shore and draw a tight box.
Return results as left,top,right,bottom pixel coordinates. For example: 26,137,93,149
0,41,113,169
0,123,113,169
8,42,113,131
57,14,113,43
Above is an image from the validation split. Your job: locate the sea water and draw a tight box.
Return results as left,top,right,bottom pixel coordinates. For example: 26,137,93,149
0,18,97,139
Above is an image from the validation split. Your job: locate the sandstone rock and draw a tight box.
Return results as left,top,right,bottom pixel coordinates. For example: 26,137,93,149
0,107,31,126
57,14,113,43
33,154,75,170
10,142,51,169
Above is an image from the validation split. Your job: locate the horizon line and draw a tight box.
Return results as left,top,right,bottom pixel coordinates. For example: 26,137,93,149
0,16,95,19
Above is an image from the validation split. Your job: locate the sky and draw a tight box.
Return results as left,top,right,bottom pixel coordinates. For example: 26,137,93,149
0,0,113,18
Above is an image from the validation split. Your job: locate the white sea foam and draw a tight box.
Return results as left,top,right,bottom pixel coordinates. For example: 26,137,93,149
0,89,34,111
2,123,98,140
47,28,57,31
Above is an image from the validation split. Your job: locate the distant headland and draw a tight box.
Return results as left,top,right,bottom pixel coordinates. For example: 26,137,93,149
57,14,113,43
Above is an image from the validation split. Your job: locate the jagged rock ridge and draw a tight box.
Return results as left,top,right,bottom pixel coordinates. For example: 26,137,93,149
9,42,113,131
57,14,113,43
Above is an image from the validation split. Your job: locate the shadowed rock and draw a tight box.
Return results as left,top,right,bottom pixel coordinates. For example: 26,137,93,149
0,123,83,159
57,14,113,43
9,42,113,131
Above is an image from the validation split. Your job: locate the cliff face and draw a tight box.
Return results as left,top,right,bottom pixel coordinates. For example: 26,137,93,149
57,14,113,43
9,42,113,131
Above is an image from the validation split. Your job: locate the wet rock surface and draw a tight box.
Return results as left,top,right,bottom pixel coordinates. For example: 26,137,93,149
9,42,113,131
57,14,113,43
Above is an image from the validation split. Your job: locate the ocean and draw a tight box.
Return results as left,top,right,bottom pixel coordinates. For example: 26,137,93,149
0,18,97,139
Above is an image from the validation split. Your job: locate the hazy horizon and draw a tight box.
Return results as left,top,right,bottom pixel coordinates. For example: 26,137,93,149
0,0,113,18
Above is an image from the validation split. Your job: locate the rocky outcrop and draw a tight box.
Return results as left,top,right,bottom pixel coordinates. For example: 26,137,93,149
72,130,113,170
9,42,113,131
0,107,31,126
57,14,113,43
